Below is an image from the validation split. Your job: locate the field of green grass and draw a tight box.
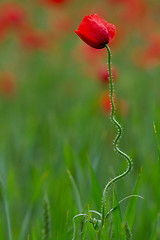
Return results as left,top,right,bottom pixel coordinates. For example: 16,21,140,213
0,0,160,239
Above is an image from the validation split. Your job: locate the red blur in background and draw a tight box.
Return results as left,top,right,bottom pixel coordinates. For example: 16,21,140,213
0,72,17,97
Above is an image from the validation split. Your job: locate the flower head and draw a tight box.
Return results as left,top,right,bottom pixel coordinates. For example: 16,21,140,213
75,14,116,49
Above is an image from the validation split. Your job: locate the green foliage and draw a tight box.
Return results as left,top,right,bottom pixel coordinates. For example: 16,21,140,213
112,185,124,240
125,169,142,230
87,156,101,211
64,143,74,173
67,170,82,213
0,1,159,239
81,217,97,240
153,123,160,172
18,206,32,240
150,216,160,240
102,184,126,240
32,228,37,240
125,221,132,240
0,179,12,240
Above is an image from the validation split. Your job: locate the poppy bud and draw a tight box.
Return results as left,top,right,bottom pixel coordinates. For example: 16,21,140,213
75,14,116,49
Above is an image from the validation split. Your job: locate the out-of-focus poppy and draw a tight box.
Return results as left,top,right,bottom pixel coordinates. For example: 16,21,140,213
109,0,128,4
39,0,67,6
0,72,17,97
123,0,147,24
109,0,147,26
0,22,8,41
133,35,160,68
119,99,129,116
97,66,118,84
19,29,48,50
100,92,116,114
54,16,72,34
0,3,26,29
72,43,105,66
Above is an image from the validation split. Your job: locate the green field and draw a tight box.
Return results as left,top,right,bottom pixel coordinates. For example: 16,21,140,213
0,0,160,239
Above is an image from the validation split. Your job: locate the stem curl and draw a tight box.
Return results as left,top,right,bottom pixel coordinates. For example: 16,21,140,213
101,45,132,226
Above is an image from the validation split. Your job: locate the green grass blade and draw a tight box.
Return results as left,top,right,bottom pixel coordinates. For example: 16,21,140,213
32,172,49,203
102,185,114,240
64,143,85,195
125,221,132,240
103,184,125,240
32,228,37,240
125,169,142,230
150,215,160,240
87,222,97,239
81,222,88,240
73,153,85,194
27,234,30,240
18,171,48,240
81,217,91,240
153,122,160,171
79,217,96,240
67,170,82,212
42,194,51,240
0,179,12,240
4,196,12,240
112,184,124,240
18,206,32,240
87,156,101,211
63,142,74,172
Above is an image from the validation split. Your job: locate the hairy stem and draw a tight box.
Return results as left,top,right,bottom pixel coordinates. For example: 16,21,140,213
101,45,132,226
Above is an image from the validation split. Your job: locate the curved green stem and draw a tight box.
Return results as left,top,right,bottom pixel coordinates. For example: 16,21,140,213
101,45,132,227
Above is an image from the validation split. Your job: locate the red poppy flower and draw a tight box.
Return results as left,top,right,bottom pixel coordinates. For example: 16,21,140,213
75,14,116,49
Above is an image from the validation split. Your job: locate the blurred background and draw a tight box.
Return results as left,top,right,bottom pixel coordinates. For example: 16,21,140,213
0,0,160,239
